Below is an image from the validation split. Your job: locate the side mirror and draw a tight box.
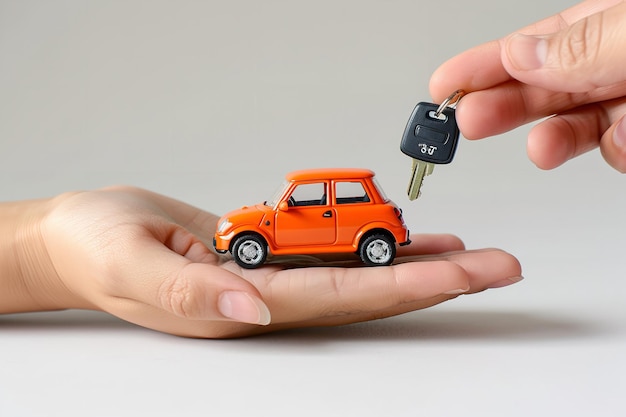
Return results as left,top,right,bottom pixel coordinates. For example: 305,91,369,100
278,201,289,212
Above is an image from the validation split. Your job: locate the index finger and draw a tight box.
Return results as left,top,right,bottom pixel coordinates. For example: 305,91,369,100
246,248,521,325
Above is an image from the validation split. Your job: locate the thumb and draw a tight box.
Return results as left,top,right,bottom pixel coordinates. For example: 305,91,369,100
155,261,273,325
501,1,626,92
103,240,272,326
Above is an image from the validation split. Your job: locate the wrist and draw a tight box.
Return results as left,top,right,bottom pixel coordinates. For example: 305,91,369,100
0,196,80,312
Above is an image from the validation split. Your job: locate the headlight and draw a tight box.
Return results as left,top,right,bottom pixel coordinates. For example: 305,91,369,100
217,219,232,234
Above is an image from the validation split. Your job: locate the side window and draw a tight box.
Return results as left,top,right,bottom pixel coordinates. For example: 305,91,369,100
335,181,370,204
288,182,327,207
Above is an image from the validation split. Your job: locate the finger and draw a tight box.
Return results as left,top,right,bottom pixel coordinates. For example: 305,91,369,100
527,98,626,170
429,41,508,103
453,80,626,140
149,193,220,240
257,262,469,324
453,80,564,140
120,248,522,338
430,0,621,102
453,81,542,140
401,248,522,294
527,104,608,170
396,233,465,257
601,115,626,172
501,1,626,93
102,186,220,242
252,248,521,325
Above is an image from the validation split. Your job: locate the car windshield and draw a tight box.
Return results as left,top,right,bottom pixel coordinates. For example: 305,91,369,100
265,180,290,208
372,177,389,202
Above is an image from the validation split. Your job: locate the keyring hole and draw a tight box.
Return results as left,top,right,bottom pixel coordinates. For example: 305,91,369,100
428,110,447,121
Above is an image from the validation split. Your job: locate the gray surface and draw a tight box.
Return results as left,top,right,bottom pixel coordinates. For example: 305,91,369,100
1,1,625,416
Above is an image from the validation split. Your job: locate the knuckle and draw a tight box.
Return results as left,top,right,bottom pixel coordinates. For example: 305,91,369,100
327,268,349,297
317,268,360,316
158,272,196,318
557,14,603,70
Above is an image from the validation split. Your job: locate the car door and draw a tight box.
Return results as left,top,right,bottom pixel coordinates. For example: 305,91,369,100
333,180,373,244
274,181,336,246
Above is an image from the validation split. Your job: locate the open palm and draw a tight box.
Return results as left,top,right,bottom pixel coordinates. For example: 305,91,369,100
40,186,521,338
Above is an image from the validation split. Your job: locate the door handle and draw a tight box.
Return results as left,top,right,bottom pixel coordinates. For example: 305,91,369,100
323,210,332,218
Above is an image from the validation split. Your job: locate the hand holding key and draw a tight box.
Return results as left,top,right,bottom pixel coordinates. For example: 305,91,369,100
429,1,626,173
400,90,463,200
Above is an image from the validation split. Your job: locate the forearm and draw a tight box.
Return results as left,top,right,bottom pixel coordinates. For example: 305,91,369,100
0,198,71,313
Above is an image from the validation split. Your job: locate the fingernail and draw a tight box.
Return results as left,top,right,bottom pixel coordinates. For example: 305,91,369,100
612,117,626,150
218,291,271,325
488,275,525,289
506,34,547,70
444,286,470,295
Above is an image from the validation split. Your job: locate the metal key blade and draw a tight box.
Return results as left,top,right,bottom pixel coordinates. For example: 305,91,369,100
407,160,435,200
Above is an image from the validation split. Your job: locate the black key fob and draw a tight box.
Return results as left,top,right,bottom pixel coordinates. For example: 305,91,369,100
400,102,460,164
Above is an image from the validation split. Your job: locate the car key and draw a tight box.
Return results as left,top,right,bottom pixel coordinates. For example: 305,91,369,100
401,102,457,200
400,90,464,200
406,158,434,200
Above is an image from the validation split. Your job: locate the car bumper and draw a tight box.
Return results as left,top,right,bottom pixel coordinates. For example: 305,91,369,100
398,229,411,246
213,236,229,254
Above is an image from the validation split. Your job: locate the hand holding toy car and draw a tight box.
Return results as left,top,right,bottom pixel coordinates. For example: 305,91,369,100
0,185,522,338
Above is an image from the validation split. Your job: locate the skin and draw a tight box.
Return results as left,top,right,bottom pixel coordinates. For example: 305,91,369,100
0,186,522,338
430,0,626,172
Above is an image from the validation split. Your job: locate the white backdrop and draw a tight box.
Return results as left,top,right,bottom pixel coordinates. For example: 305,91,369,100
1,1,625,416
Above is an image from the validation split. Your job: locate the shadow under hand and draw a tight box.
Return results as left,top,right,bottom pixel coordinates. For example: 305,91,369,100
258,309,607,345
0,308,608,344
0,310,137,333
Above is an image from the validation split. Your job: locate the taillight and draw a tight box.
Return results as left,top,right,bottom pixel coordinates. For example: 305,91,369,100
394,207,404,221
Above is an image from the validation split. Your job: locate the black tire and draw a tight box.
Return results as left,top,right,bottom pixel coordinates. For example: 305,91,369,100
359,233,395,266
231,234,268,269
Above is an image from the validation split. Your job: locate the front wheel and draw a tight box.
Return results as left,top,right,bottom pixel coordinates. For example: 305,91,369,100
359,233,395,266
231,234,268,269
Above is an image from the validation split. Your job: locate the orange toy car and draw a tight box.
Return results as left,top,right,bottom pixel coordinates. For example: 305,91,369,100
213,168,411,268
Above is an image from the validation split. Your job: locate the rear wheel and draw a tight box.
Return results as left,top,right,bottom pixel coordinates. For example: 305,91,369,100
231,234,267,269
359,233,395,266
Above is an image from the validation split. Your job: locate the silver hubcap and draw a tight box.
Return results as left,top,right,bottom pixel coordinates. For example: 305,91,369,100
238,240,263,264
366,239,391,263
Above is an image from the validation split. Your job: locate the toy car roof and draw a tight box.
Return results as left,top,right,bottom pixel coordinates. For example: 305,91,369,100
285,168,375,182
